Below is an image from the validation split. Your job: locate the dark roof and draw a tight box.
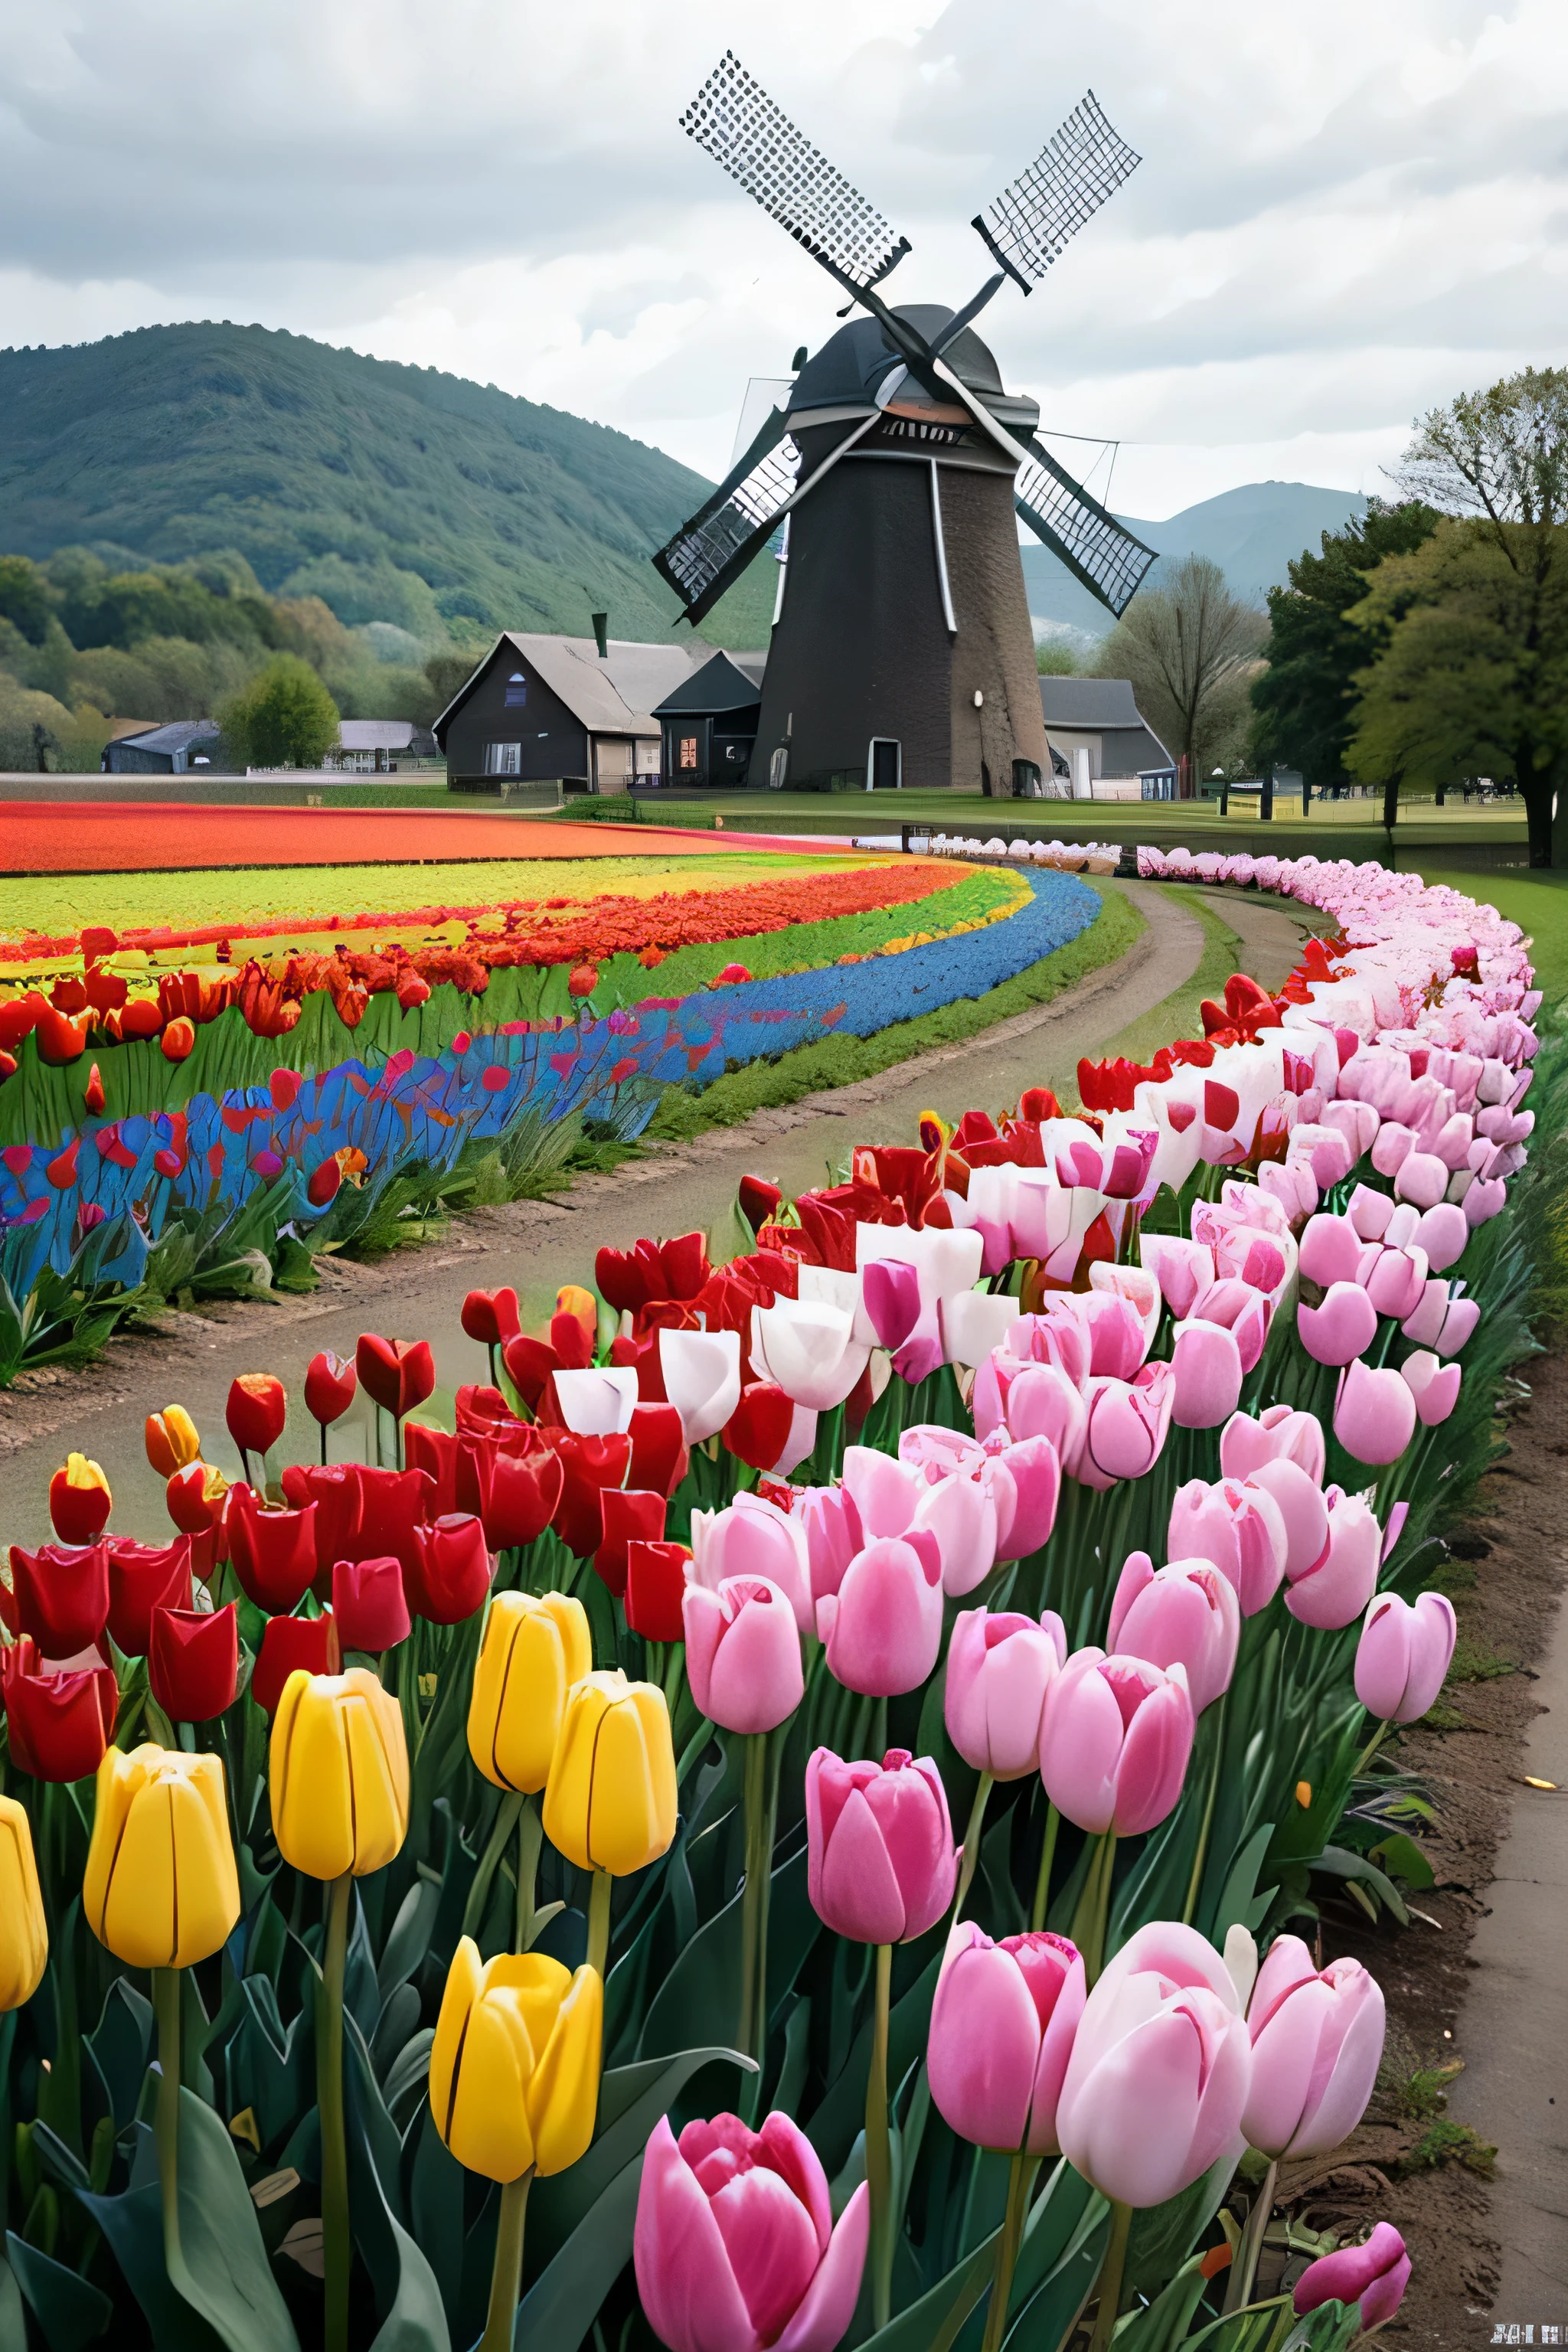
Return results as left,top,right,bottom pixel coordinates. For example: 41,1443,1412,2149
113,719,220,753
652,650,765,719
790,308,1004,419
1037,678,1148,730
433,632,707,742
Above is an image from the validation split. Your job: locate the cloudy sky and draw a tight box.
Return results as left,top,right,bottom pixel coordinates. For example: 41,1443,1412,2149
1,0,1562,515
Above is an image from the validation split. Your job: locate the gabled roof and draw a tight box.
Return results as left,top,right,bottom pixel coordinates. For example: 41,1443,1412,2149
651,650,766,719
433,632,709,742
113,719,220,752
1037,678,1147,730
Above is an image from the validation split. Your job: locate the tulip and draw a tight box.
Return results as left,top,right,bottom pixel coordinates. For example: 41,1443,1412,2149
332,1557,412,1653
1292,2223,1410,2328
6,1538,109,1655
352,1465,436,1579
805,1747,956,1946
469,1590,593,1793
407,1514,492,1625
432,1935,600,2185
1400,1279,1479,1355
1283,1486,1382,1630
1394,1149,1449,1208
227,1483,318,1614
1354,1590,1456,1723
85,1743,240,1968
723,1381,797,1473
1297,1213,1362,1289
304,1351,358,1452
625,1540,691,1645
477,1444,564,1550
1167,1479,1287,1617
1169,1318,1243,1429
145,1405,201,1478
1333,1358,1416,1466
628,1400,689,1498
149,1602,239,1723
1056,1921,1250,2207
1239,1459,1329,1579
634,2111,870,2352
279,1462,364,1585
816,1536,944,1697
2,1651,118,1780
543,1670,677,1938
226,1371,286,1470
928,1925,1086,2153
355,1333,436,1430
1296,1282,1377,1367
106,1536,193,1657
750,1295,870,1412
462,1286,521,1384
1219,1404,1325,1488
594,1488,667,1600
690,1493,813,1633
985,1433,1061,1563
554,1366,640,1435
660,1326,742,1444
0,1797,47,2010
404,1421,461,1514
1242,1936,1386,2158
1077,1365,1174,1490
993,1362,1086,1465
1039,1651,1194,1838
166,1460,229,1537
252,1609,341,1717
1106,1555,1240,1716
797,1483,864,1604
945,1607,1067,1778
684,1575,804,1736
1413,1200,1468,1272
553,1432,631,1557
1186,1277,1270,1374
1401,1347,1461,1426
48,1452,112,1544
1364,1244,1428,1321
271,1666,409,1878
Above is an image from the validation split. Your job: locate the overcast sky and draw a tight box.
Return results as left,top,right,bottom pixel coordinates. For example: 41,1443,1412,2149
1,0,1562,516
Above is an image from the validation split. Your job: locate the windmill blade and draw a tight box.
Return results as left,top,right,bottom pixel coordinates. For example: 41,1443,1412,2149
973,92,1140,292
681,51,910,292
1014,438,1155,617
653,403,801,623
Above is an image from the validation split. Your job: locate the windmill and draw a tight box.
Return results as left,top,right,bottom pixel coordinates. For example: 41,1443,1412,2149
652,54,1156,795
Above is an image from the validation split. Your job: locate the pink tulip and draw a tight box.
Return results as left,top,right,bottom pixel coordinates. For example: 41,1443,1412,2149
1077,1365,1174,1490
840,1446,920,1541
1394,1150,1449,1209
634,2110,870,2352
1333,1359,1416,1466
1346,1183,1394,1241
945,1606,1067,1778
1370,1121,1416,1177
1242,1936,1386,2158
1076,1292,1149,1382
1000,1364,1086,1465
1056,1921,1251,2207
805,1747,956,1943
1293,2223,1410,2329
1363,1244,1428,1321
1139,1234,1213,1319
1283,1486,1381,1629
1168,1318,1243,1430
684,1576,805,1736
795,1485,863,1605
1168,1478,1287,1616
928,1926,1086,2154
1239,1459,1328,1579
1354,1590,1457,1723
985,1434,1062,1563
1400,1348,1461,1426
1464,1174,1506,1226
1219,1405,1325,1487
690,1494,813,1633
815,1537,943,1697
1187,1279,1270,1374
1413,1200,1468,1272
1106,1554,1240,1715
1297,1282,1377,1367
1037,1651,1194,1836
1297,1214,1361,1290
861,1258,921,1354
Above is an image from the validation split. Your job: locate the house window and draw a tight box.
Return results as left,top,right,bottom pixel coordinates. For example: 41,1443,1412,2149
503,672,528,709
484,742,522,775
678,735,699,769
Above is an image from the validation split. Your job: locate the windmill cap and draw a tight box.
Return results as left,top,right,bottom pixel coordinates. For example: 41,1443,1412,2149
789,305,1004,417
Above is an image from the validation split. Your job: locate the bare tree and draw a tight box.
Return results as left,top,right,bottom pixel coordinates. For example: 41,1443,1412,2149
1091,554,1266,785
1387,367,1568,540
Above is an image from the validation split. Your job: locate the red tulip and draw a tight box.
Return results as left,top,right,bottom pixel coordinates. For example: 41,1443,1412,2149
149,1602,238,1722
501,1312,594,1412
106,1536,193,1657
737,1175,783,1235
304,1350,358,1429
48,1454,113,1544
354,1465,435,1573
475,1445,564,1550
722,1383,795,1473
628,1402,688,1498
405,1514,492,1625
5,1540,109,1656
355,1334,436,1421
462,1288,521,1348
595,1233,711,1315
554,1432,632,1557
2,1656,119,1780
332,1557,412,1652
251,1611,340,1717
404,1423,461,1515
595,1490,667,1600
625,1540,691,1643
455,1383,531,1440
279,1462,364,1589
166,1460,230,1536
609,1328,670,1403
226,1373,287,1465
226,1484,317,1614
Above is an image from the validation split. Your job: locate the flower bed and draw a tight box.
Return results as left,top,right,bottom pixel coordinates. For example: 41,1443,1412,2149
0,851,1547,2352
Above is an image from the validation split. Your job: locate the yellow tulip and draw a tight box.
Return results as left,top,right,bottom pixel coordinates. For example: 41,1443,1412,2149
270,1668,409,1880
541,1669,676,1877
430,1935,601,2182
145,1405,201,1478
468,1592,592,1794
0,1797,47,2010
83,1746,240,1970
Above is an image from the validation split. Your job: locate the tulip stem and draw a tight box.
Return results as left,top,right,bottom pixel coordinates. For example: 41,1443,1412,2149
1353,1719,1391,1779
516,1798,544,1951
152,1966,183,2279
1183,1697,1228,1926
463,1790,526,1942
867,1940,894,2332
318,1872,353,2352
1030,1803,1060,1932
981,2150,1040,2352
586,1867,612,1981
1223,2158,1278,2314
952,1773,993,1926
479,2170,533,2352
319,1421,328,1468
1085,2197,1132,2352
1070,1832,1118,1985
737,1732,776,2071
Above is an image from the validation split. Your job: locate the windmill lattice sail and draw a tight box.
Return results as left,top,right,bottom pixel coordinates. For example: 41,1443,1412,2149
681,52,910,290
654,410,801,621
1014,438,1156,617
973,93,1141,291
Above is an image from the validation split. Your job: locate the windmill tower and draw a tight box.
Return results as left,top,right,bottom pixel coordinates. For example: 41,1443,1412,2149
653,57,1157,795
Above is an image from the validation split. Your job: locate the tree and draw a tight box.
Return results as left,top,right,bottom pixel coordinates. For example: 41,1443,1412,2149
1090,555,1266,788
1250,500,1439,792
1388,366,1568,531
1035,639,1080,676
1346,520,1568,865
218,655,342,770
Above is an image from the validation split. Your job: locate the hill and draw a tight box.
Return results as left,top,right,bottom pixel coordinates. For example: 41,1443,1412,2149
0,323,773,652
1023,480,1370,643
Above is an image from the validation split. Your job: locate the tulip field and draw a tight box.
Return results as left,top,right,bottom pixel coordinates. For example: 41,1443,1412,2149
0,843,1557,2352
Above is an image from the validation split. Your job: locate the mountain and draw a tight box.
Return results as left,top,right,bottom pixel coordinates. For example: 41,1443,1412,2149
1022,480,1370,644
0,324,775,650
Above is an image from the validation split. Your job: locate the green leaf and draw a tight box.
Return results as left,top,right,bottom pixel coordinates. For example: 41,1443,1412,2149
0,2259,31,2352
510,2155,642,2352
5,2233,113,2352
636,1846,818,2063
1210,1824,1278,1942
347,2101,450,2352
1368,1833,1436,1892
1125,2157,1236,2301
1313,1844,1410,1927
163,2089,302,2352
1107,2255,1210,2352
528,2045,753,2269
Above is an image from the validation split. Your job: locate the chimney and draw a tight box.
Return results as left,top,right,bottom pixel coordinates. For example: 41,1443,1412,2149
591,612,609,659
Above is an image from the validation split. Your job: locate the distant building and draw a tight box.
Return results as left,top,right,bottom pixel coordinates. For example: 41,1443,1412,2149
652,652,765,789
101,720,224,775
434,633,711,792
1037,678,1174,782
327,720,438,773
